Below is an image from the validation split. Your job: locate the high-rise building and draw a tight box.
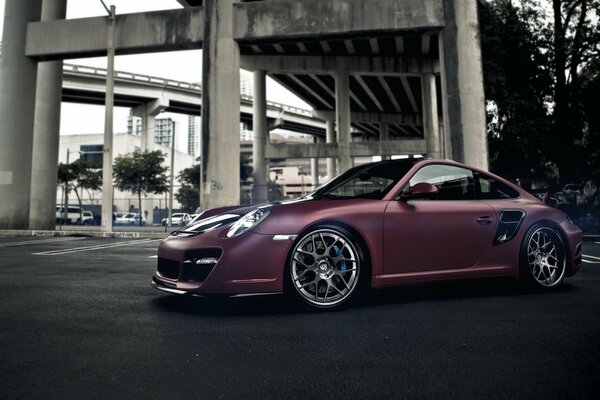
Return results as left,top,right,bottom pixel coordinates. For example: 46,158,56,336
188,115,201,162
240,72,253,97
127,116,142,135
127,115,174,147
240,122,253,141
155,118,174,147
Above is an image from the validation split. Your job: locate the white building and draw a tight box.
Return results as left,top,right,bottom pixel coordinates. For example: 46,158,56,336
58,132,194,224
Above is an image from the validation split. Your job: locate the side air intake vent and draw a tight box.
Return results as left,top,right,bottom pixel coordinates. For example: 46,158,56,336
494,210,525,245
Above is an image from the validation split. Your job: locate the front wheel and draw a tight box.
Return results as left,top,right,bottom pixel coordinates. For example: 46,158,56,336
288,227,363,309
521,225,567,288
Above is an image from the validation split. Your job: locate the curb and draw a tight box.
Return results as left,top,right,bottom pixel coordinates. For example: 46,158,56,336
0,229,168,240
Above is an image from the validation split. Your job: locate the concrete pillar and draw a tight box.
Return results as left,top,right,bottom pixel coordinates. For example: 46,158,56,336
252,70,268,204
143,115,157,151
29,0,68,230
422,73,442,159
440,0,488,169
201,0,241,209
129,103,160,225
0,0,43,229
133,99,167,152
379,123,391,160
335,70,352,174
310,137,320,189
325,120,336,181
137,106,151,151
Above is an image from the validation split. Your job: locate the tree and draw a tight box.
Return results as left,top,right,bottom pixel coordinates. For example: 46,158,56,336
113,150,169,225
175,163,200,212
240,154,253,182
548,0,600,182
176,155,255,211
579,60,600,178
480,0,600,185
479,1,553,184
57,159,102,223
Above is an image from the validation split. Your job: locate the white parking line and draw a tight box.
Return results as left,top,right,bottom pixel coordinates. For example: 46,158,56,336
583,254,600,261
0,237,87,248
32,239,158,256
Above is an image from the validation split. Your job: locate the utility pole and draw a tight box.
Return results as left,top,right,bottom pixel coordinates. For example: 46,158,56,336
199,123,204,212
168,120,176,228
101,3,115,233
61,148,70,228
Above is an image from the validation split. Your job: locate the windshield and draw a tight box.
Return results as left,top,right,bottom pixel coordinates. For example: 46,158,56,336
312,159,417,200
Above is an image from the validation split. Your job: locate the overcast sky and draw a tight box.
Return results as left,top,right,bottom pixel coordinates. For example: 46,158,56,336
0,0,307,151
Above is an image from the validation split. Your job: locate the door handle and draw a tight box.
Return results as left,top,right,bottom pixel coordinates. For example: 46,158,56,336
476,216,493,225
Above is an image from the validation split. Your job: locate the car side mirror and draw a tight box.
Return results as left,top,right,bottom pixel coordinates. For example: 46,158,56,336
400,182,439,200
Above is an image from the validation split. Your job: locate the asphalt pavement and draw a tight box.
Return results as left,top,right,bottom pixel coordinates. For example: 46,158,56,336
0,235,599,400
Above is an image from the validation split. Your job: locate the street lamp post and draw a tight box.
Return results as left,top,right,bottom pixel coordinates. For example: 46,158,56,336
298,166,306,196
100,2,116,233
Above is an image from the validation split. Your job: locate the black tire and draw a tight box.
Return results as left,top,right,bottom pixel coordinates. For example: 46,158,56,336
286,224,368,310
520,224,567,289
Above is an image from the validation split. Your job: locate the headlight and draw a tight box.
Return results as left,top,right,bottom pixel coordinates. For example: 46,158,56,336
227,207,271,238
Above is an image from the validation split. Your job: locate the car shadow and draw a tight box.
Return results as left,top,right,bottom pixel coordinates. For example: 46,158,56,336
149,278,577,317
359,278,577,308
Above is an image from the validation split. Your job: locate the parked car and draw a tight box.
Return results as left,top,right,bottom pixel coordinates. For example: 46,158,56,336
161,213,192,227
78,211,94,225
56,206,88,225
152,159,583,310
115,213,146,225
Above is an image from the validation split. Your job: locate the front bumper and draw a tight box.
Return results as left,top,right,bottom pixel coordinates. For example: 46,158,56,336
152,228,294,296
151,276,281,298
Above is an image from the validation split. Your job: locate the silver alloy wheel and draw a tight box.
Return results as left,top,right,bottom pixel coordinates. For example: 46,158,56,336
290,228,360,308
526,226,566,287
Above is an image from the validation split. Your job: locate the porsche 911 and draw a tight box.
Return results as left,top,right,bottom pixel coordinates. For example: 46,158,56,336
152,159,583,309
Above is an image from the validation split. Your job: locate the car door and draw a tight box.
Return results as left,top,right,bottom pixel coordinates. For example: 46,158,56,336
383,164,498,274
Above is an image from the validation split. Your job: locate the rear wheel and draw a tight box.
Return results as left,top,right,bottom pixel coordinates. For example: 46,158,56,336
288,227,363,309
521,225,567,288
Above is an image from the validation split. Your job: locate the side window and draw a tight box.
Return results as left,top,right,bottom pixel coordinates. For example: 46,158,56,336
475,172,520,199
329,175,395,198
407,164,475,200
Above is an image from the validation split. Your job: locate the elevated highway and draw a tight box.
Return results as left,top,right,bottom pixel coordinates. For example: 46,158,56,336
61,63,325,136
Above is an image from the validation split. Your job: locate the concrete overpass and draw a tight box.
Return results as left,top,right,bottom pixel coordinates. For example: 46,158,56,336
61,62,327,137
0,0,487,230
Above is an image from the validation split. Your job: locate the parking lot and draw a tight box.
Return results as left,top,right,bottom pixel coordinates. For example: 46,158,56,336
1,234,599,399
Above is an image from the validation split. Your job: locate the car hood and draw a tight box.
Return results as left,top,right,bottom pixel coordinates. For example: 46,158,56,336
168,198,313,237
170,196,381,237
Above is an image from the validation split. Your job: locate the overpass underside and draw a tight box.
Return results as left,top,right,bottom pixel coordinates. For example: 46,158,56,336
0,0,487,229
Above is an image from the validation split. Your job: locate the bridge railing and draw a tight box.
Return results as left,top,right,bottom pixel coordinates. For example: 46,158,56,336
63,63,203,92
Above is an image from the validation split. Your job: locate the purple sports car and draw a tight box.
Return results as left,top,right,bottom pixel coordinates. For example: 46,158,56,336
152,159,583,309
